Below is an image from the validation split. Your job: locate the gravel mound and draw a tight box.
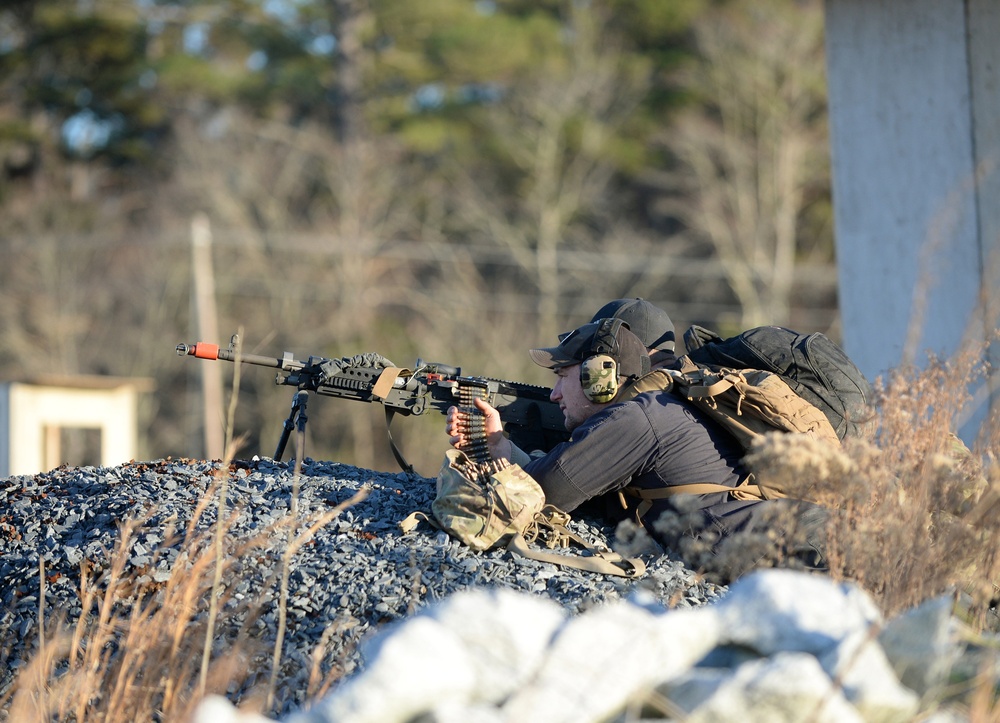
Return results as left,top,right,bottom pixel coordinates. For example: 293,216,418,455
0,456,725,716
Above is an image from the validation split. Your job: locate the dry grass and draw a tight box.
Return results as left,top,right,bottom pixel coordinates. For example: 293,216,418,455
758,340,1000,622
655,338,1000,629
0,334,369,722
646,341,1000,718
0,472,367,723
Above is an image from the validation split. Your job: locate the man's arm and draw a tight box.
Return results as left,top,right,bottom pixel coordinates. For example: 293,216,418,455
521,401,657,511
526,393,748,514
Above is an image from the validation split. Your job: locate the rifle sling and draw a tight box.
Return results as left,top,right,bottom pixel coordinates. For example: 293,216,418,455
506,532,645,578
372,368,416,474
399,512,645,578
384,407,415,475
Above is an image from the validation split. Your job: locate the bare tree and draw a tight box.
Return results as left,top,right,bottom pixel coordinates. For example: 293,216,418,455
445,0,652,342
156,1,435,469
649,0,831,329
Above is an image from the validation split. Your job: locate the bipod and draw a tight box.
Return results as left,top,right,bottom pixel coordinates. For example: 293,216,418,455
274,389,309,461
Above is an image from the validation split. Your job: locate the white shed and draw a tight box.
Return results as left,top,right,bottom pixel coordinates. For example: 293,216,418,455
0,375,154,477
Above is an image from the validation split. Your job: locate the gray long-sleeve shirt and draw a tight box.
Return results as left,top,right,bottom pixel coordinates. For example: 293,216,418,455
521,389,765,540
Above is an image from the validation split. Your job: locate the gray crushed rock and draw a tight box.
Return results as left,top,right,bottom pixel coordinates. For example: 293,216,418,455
0,456,725,716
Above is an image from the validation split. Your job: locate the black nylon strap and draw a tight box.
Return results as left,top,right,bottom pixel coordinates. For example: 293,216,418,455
384,407,415,474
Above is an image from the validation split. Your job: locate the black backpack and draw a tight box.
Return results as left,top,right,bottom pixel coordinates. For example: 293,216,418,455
683,325,876,441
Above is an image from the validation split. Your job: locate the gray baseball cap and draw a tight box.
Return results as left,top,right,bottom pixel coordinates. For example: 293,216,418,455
529,320,649,379
590,298,675,353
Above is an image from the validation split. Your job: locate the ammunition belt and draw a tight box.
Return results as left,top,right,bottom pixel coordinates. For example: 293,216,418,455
452,380,509,483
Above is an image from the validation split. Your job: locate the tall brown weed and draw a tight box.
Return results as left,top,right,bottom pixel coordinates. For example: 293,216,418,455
0,475,367,723
747,341,1000,622
0,337,368,722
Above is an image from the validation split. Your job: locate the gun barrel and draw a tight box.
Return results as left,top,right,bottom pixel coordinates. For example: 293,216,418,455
176,342,224,360
176,342,300,370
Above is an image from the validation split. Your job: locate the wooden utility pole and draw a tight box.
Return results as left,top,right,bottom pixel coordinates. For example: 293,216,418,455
190,213,224,460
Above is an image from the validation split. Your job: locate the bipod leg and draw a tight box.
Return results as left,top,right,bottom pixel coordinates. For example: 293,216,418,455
274,390,309,461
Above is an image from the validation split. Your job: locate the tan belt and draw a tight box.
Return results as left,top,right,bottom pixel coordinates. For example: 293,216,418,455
621,476,765,521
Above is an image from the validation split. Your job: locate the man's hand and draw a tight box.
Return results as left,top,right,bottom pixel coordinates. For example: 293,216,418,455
445,397,512,462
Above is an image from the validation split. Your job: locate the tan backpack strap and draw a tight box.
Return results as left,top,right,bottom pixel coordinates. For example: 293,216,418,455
624,364,740,402
506,532,646,578
622,478,767,520
620,369,675,400
680,372,738,400
630,483,744,498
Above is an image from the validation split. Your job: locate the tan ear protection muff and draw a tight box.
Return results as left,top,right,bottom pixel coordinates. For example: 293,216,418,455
580,318,625,403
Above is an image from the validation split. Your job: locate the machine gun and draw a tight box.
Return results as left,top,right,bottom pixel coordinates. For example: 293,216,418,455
176,334,568,472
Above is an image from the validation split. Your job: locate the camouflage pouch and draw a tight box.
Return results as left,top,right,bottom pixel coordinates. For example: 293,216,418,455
399,449,646,578
432,448,546,551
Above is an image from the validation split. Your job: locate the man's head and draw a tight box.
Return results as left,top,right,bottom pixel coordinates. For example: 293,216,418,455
590,298,675,355
529,319,650,430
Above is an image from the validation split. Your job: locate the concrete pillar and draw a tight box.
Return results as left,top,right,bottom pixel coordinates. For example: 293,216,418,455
824,0,1000,439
